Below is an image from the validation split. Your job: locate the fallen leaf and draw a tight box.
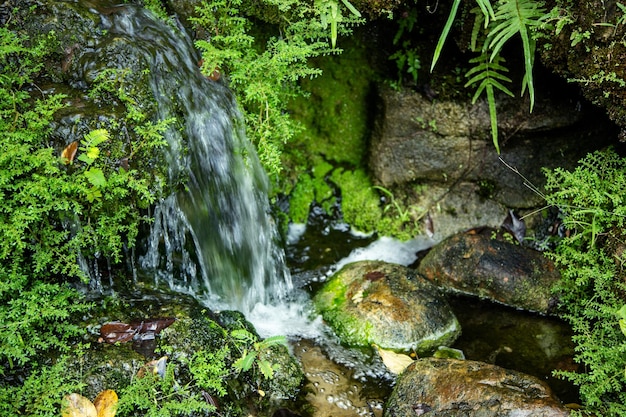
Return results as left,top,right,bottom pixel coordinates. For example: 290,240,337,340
99,322,136,344
61,141,78,164
373,344,415,375
93,389,118,417
62,393,97,417
501,209,526,243
99,318,176,344
137,356,167,379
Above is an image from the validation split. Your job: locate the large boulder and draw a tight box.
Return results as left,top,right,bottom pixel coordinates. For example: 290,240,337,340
313,260,461,354
418,228,561,314
385,358,570,417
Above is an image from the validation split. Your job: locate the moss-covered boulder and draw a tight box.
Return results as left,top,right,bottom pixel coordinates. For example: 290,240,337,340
418,228,561,314
313,260,461,354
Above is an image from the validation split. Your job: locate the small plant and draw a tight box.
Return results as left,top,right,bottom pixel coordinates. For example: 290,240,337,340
373,185,411,223
230,329,289,379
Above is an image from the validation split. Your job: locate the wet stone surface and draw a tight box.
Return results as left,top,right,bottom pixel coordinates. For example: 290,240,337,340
385,358,571,417
418,228,561,314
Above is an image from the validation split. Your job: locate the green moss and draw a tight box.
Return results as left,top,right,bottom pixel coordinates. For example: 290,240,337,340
288,173,315,224
286,38,375,167
330,168,382,234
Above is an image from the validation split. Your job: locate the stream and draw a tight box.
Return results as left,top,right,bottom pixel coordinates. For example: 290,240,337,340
52,2,578,414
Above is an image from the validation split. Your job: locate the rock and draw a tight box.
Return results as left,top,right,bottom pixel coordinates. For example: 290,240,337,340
418,228,560,314
313,260,461,354
384,358,570,417
369,85,614,206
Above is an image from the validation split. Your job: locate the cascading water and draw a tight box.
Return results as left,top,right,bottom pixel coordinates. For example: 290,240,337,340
91,4,291,314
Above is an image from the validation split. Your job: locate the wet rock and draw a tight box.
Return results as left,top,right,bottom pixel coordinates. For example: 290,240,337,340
385,358,570,417
313,260,461,354
369,85,614,205
418,228,561,314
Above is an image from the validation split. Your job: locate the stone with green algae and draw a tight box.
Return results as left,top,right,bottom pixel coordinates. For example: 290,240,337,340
313,260,461,354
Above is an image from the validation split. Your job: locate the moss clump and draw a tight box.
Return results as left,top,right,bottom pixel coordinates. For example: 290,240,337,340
286,36,375,169
330,168,382,233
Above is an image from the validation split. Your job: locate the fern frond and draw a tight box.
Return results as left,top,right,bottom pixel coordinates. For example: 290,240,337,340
465,54,514,153
487,0,545,112
475,0,496,27
431,0,461,72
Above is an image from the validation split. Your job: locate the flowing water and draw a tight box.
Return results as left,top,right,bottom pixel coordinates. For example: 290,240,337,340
88,4,291,314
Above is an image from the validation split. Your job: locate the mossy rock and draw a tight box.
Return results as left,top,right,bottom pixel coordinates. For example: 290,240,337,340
313,260,461,354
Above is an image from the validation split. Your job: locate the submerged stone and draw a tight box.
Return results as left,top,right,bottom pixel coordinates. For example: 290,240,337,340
313,260,460,354
418,228,561,314
385,358,570,417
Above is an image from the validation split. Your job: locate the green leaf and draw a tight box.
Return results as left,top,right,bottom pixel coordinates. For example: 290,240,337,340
431,0,461,72
258,335,289,349
84,168,107,188
257,359,274,379
341,0,361,17
233,350,256,372
83,129,109,147
486,0,545,112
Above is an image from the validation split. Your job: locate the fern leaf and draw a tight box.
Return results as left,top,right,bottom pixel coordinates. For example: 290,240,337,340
465,54,514,154
230,328,256,343
259,335,289,349
475,0,496,27
83,129,109,147
431,0,462,72
257,359,275,379
487,0,545,112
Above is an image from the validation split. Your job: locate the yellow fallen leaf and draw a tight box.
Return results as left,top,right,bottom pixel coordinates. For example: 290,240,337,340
373,344,415,375
61,141,78,165
93,389,118,417
61,393,97,417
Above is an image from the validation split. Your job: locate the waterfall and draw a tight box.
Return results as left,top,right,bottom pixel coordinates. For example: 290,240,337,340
93,5,291,313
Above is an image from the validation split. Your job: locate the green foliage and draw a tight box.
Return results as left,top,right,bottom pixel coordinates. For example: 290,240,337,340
464,52,514,153
117,363,215,417
191,0,360,179
0,22,167,414
230,329,288,379
544,149,626,416
314,0,362,48
0,355,85,417
433,0,546,153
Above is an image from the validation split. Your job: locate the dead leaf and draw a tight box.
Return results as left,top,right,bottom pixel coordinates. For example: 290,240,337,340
373,344,415,375
61,141,78,165
99,322,136,344
93,389,118,417
99,318,176,344
137,356,167,379
62,393,97,417
501,209,526,243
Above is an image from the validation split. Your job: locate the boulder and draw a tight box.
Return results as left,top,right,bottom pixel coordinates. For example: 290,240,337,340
369,85,614,207
384,358,570,417
418,228,560,314
313,260,460,354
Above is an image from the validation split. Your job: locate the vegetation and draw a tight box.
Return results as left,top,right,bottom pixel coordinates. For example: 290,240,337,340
4,0,626,416
544,149,626,416
191,0,362,180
